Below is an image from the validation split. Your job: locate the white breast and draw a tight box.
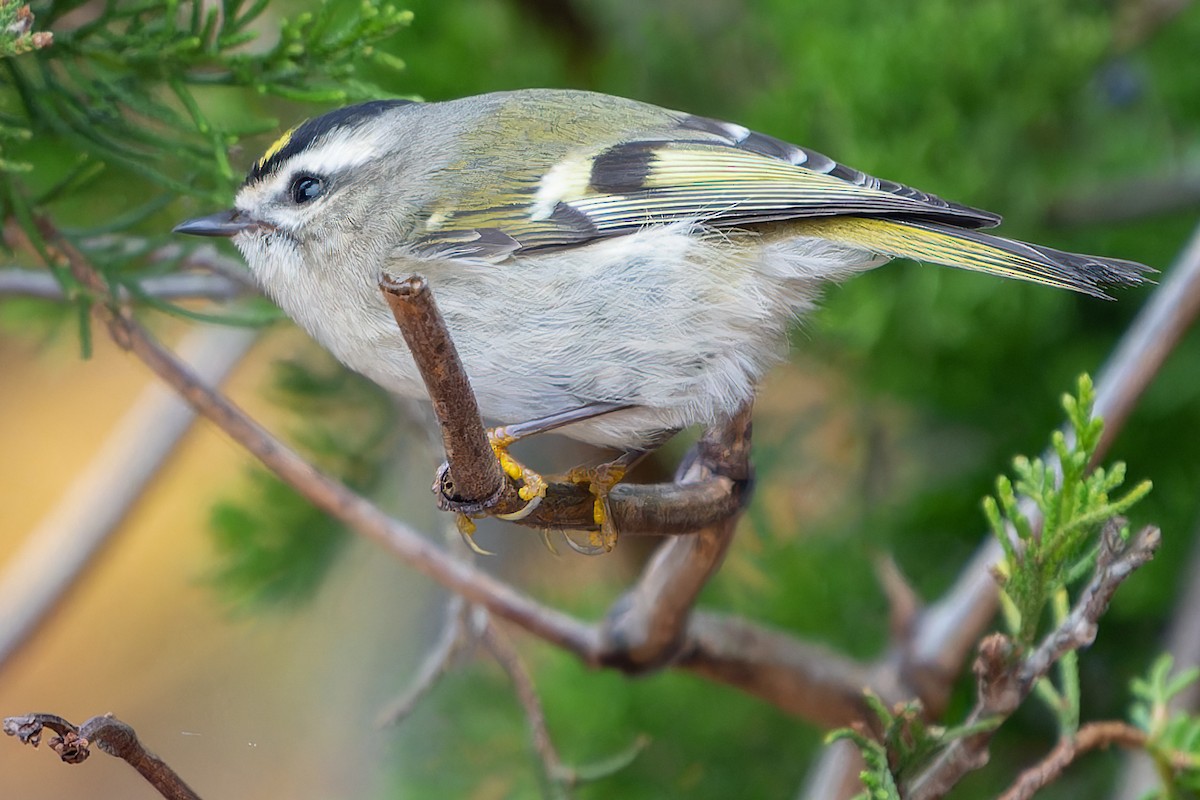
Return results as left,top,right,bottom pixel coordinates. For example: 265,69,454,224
243,222,883,449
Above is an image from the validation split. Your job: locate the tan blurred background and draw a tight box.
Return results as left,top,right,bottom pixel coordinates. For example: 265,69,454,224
0,325,437,797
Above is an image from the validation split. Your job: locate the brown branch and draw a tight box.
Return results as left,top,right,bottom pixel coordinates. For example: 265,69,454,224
598,405,751,670
1046,171,1200,227
908,523,1162,800
1091,220,1200,458
878,554,922,644
381,274,510,511
0,268,249,301
4,713,201,800
1000,721,1149,800
680,612,880,727
1019,523,1161,686
1114,511,1200,800
18,215,1194,798
48,224,602,658
379,272,750,534
37,219,877,722
482,614,654,793
480,618,573,790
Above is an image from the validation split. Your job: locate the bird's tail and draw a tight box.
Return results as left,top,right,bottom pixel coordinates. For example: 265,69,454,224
800,217,1153,298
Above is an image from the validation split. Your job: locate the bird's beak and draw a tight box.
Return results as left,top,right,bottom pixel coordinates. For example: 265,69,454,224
173,210,257,238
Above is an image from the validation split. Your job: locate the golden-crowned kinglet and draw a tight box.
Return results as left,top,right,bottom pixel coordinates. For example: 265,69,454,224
176,89,1149,455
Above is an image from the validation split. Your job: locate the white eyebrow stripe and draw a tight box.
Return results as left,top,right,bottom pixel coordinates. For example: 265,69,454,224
234,124,391,210
278,124,393,178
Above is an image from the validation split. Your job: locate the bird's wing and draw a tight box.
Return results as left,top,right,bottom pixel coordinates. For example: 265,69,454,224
411,113,1001,261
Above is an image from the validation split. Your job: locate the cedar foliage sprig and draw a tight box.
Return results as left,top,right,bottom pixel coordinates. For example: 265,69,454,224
0,0,411,313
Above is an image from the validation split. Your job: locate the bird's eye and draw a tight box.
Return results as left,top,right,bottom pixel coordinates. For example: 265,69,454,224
290,175,324,204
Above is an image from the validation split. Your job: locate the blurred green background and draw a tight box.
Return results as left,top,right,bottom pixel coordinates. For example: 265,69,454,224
2,1,1198,797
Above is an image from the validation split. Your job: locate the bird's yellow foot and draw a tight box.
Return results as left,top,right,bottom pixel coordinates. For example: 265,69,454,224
488,426,548,521
562,460,629,555
454,513,495,556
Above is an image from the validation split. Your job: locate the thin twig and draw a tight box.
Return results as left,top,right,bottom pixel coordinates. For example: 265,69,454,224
1019,523,1161,686
376,594,476,728
908,523,1162,800
49,222,603,657
4,713,202,800
20,216,1194,760
480,617,573,792
905,217,1200,718
0,268,249,301
1000,721,1149,800
1113,511,1200,800
380,274,513,513
813,224,1200,795
877,554,922,644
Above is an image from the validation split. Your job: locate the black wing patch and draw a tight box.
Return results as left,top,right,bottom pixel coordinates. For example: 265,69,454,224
412,108,1006,260
676,114,1001,228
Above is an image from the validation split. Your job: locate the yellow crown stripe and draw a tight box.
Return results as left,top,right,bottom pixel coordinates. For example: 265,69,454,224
255,124,301,171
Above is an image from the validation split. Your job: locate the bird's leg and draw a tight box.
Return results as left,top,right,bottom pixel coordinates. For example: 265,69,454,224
485,402,632,524
562,448,652,555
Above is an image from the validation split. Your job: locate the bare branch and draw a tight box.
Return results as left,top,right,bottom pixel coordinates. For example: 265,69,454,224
1113,511,1200,800
1091,220,1200,457
50,223,604,657
1019,523,1161,685
908,523,1162,800
598,405,752,670
379,272,750,535
0,268,250,301
380,273,513,513
480,617,573,791
1000,721,1149,800
16,214,1191,781
4,713,201,800
1047,171,1200,227
34,219,894,725
680,612,880,727
377,594,478,728
877,554,922,644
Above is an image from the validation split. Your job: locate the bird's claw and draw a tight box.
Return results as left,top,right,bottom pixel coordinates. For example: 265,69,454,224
488,427,548,521
565,461,628,554
481,428,633,556
455,513,495,556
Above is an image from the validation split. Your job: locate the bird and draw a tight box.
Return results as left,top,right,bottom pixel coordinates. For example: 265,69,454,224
174,88,1150,550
